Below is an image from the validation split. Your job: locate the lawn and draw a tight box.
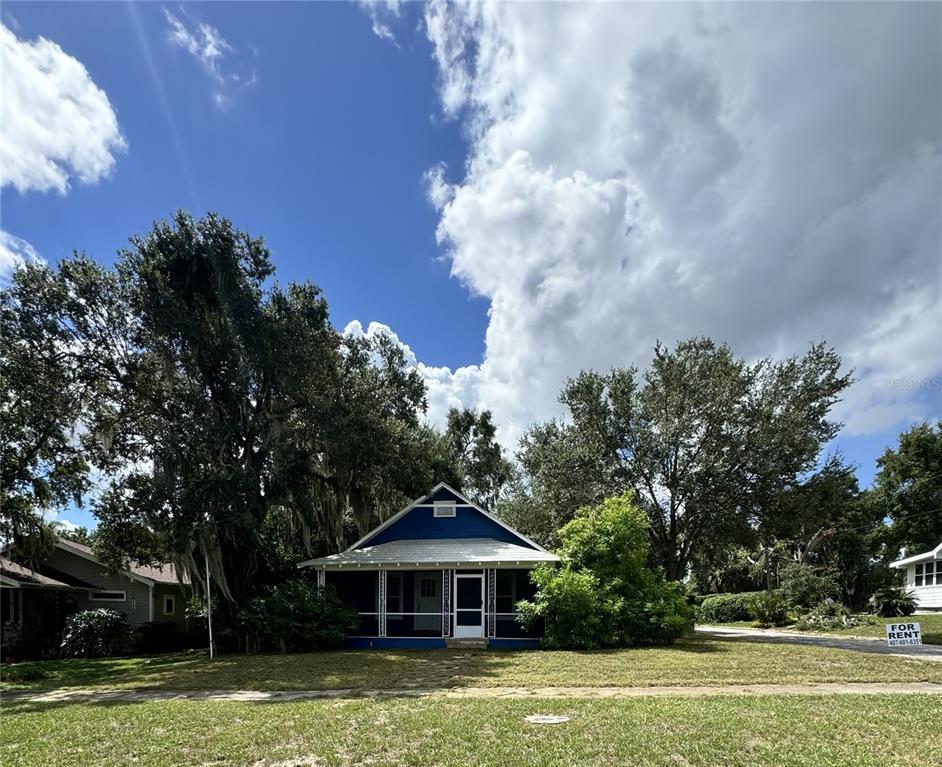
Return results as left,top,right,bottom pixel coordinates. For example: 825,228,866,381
3,636,941,692
2,694,939,767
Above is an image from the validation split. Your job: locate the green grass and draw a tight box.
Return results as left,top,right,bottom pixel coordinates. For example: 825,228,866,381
3,636,941,692
2,695,939,767
703,613,942,644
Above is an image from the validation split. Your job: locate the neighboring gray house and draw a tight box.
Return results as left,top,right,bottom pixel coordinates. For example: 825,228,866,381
1,539,190,658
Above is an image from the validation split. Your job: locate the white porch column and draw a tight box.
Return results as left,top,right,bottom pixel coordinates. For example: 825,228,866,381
486,568,496,638
441,568,451,638
316,569,325,589
378,570,387,638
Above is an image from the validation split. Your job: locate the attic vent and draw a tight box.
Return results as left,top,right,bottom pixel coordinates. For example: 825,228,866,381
433,501,456,518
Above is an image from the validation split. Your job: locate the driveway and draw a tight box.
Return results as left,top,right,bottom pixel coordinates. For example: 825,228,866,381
696,626,942,661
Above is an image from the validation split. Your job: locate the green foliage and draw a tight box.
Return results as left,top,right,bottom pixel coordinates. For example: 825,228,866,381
697,592,764,623
135,622,207,654
876,422,942,553
235,580,359,653
517,494,693,649
870,587,917,618
443,408,514,509
780,562,840,610
60,609,133,658
796,600,860,631
0,262,98,546
1,665,48,683
748,590,791,628
510,338,852,576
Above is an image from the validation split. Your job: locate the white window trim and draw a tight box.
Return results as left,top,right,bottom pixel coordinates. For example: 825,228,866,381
162,594,176,616
89,590,126,602
433,501,456,518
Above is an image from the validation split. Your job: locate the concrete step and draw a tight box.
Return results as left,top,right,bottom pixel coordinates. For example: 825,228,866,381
446,637,489,649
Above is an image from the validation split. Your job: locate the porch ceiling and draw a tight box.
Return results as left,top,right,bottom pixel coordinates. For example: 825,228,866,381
298,537,560,570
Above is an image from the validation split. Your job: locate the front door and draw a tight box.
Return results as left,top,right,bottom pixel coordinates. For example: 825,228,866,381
454,572,484,638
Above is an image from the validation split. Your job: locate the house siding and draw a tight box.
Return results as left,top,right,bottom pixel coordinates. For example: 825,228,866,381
45,548,153,627
907,562,942,610
365,506,535,549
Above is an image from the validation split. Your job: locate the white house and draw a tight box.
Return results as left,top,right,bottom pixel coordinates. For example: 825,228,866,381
891,542,942,611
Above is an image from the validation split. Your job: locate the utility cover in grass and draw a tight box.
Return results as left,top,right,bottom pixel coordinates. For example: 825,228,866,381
524,715,570,725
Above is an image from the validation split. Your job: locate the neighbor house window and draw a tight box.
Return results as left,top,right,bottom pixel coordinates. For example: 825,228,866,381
433,501,456,517
163,595,176,615
89,590,126,602
2,589,19,624
420,578,436,598
915,564,923,587
924,561,938,587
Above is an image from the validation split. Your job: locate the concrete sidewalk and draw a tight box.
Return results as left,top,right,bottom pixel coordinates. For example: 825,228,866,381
696,626,942,661
4,681,942,704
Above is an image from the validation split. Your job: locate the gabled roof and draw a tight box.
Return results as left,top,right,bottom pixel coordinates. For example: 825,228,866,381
891,542,942,568
344,482,551,554
298,482,557,570
0,557,79,589
56,540,188,585
298,538,560,570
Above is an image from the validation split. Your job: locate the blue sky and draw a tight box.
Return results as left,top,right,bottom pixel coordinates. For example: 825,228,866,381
2,3,939,530
3,2,484,370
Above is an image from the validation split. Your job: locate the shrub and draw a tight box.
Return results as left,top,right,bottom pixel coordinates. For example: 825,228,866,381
780,562,840,610
869,586,917,617
517,494,693,649
748,590,790,628
2,665,48,684
697,592,764,623
236,580,359,653
61,609,133,658
135,621,208,653
796,599,860,631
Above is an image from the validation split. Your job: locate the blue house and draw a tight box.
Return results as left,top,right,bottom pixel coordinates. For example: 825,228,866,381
297,483,559,648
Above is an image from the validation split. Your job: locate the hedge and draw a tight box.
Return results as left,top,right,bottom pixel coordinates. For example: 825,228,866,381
697,591,766,623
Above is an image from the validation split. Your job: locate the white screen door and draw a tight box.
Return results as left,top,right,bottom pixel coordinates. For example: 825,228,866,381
454,573,484,638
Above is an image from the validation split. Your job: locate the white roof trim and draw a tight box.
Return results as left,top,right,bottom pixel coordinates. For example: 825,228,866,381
0,574,21,588
344,482,552,555
891,541,942,568
56,540,155,586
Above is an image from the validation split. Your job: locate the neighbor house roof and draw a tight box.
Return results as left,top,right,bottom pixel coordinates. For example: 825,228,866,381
891,542,942,568
298,538,560,570
0,557,79,589
57,540,188,585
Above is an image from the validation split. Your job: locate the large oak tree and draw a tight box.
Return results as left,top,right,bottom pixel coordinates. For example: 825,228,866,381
508,338,853,580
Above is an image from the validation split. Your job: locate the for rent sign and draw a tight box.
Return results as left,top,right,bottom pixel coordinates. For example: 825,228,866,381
885,622,922,647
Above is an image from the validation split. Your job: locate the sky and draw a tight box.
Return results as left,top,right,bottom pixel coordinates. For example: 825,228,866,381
1,2,939,530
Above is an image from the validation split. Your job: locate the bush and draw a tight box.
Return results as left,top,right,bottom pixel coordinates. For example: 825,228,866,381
236,579,359,653
517,494,693,649
697,592,764,623
780,562,840,610
2,665,48,684
869,586,917,617
61,609,133,658
748,590,790,628
135,621,208,653
796,599,861,631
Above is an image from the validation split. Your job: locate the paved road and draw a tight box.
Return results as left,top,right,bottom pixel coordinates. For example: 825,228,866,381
5,681,942,704
696,626,942,661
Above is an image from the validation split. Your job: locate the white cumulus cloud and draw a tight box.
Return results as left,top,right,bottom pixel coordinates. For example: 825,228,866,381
0,23,126,194
0,230,40,284
396,1,941,449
